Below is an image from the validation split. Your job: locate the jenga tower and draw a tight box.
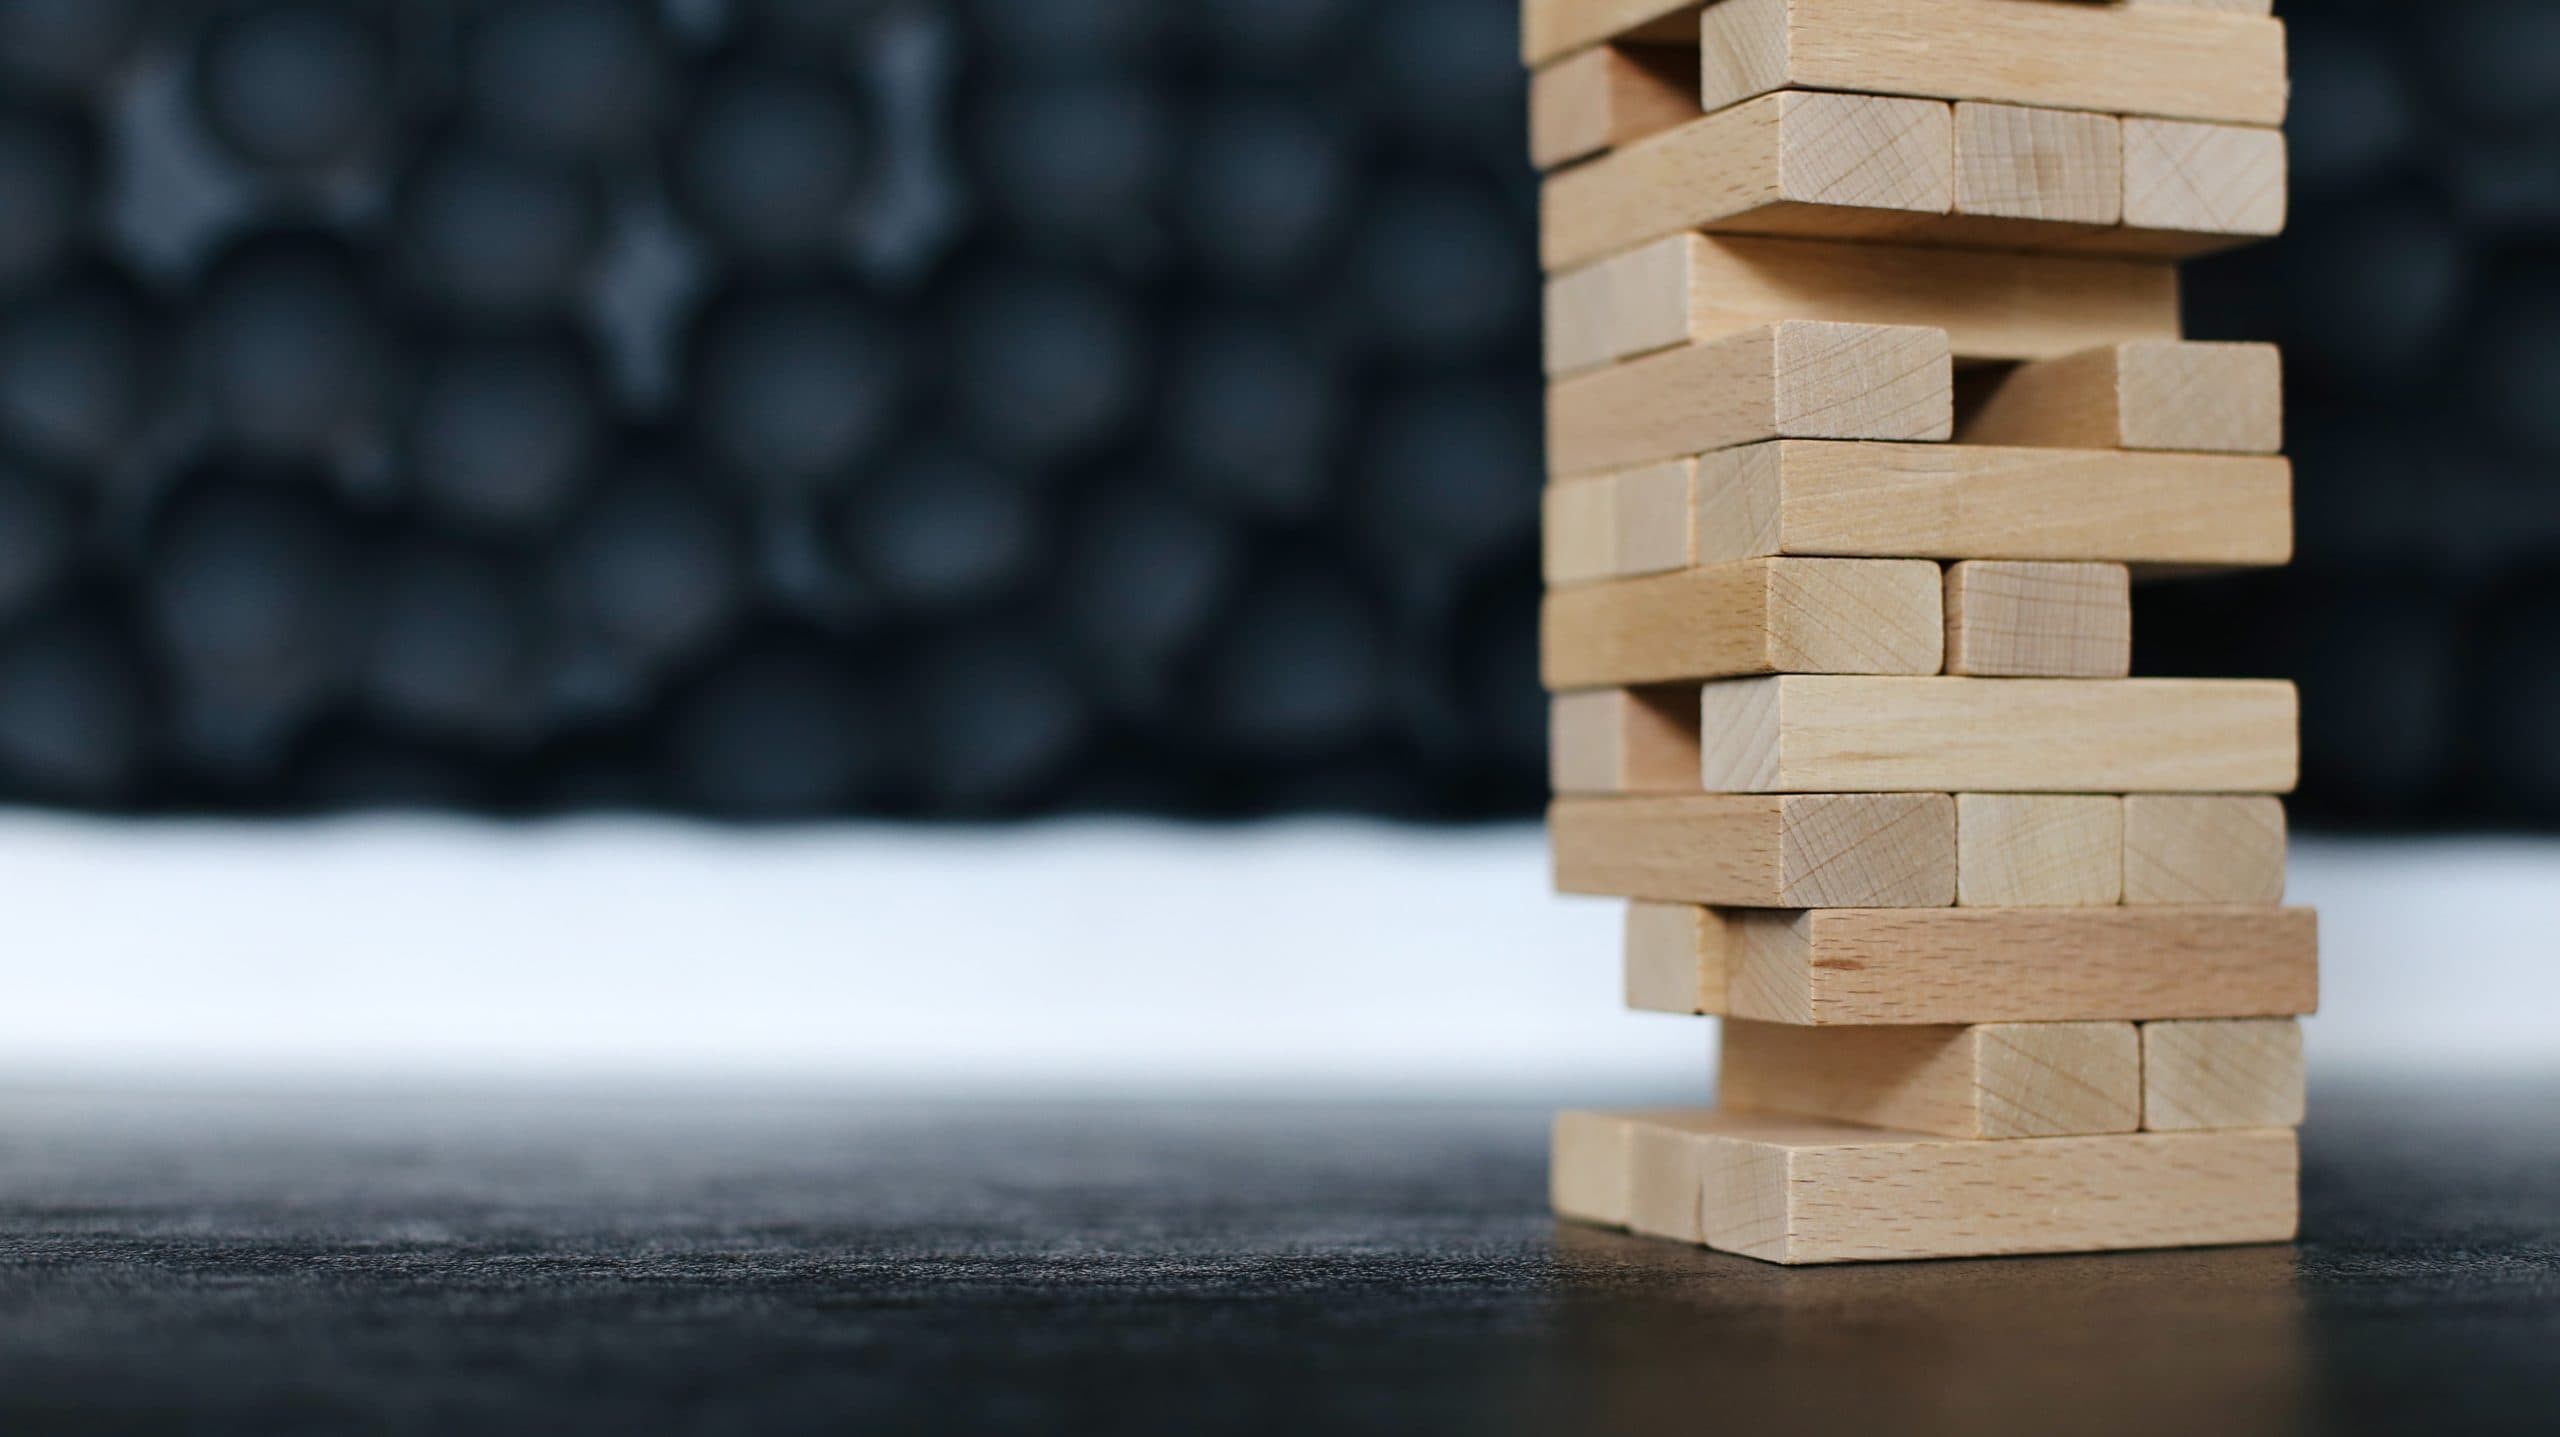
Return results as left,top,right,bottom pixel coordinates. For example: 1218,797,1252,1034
1528,0,2312,1263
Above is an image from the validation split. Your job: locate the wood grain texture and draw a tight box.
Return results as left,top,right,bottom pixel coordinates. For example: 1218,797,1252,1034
1543,462,1694,587
2143,1019,2307,1132
1697,675,2299,794
1725,905,2320,1025
2119,119,2286,239
2123,795,2289,905
1957,793,2124,907
1549,793,1957,907
1521,0,1701,66
1530,43,1702,170
1623,900,1728,1014
1954,102,2123,225
1720,1019,2142,1138
1542,232,2180,378
1552,687,1700,794
1943,561,2132,678
1550,1109,1643,1227
1691,440,2293,569
1957,342,2284,454
1549,321,1952,477
1697,0,2289,126
1541,557,1943,689
1539,91,1954,272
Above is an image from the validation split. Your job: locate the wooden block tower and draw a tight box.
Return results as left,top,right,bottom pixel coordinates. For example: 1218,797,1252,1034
1528,0,2311,1264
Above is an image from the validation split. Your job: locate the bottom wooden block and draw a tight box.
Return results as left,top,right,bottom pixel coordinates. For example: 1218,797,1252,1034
1552,1108,2298,1265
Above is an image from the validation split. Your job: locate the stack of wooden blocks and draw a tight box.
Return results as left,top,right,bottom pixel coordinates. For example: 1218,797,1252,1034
1529,0,2314,1264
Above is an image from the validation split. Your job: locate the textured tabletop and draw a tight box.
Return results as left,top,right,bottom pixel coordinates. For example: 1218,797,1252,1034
0,1079,2550,1434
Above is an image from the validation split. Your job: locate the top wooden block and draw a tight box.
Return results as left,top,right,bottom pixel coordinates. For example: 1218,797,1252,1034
1698,0,2288,126
1522,0,1702,68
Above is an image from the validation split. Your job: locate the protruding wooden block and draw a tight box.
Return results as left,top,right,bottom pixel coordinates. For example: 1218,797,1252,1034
2123,795,2288,905
1957,341,2283,455
1697,0,2288,126
2143,1020,2307,1132
1539,91,1953,273
1953,103,2123,226
1521,0,1702,67
1698,675,2299,794
1530,43,1701,170
1548,321,1953,478
2120,119,2286,242
1691,440,2292,569
1551,1109,1642,1227
1721,1019,2142,1138
1543,462,1693,587
1944,561,2132,678
1550,793,1956,907
1567,1110,2299,1263
1541,557,1943,689
1541,232,2180,378
1625,904,2320,1024
1957,793,2124,907
1552,687,1698,795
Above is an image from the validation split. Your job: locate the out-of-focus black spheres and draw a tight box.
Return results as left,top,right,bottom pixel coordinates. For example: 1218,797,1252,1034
0,1,2544,830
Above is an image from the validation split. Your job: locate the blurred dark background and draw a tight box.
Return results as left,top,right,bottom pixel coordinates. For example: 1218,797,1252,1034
0,0,2539,828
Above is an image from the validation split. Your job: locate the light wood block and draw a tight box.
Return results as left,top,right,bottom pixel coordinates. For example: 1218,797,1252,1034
1953,102,2123,226
1530,44,1702,170
1698,675,2298,794
1539,91,1953,273
1576,1109,2299,1264
1551,1109,1643,1226
1542,232,2180,378
2123,795,2288,905
2143,1019,2307,1132
1548,321,1952,478
1553,687,1698,794
1697,0,2289,126
1956,341,2283,455
1624,903,2320,1024
2119,119,2287,241
1944,561,2132,678
1691,440,2292,569
1550,793,1956,907
1543,461,1693,586
1521,0,1701,67
1541,557,1943,689
1721,1019,2142,1138
1957,793,2124,907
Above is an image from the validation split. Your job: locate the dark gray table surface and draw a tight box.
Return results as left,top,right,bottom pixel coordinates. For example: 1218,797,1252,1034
0,1077,2552,1435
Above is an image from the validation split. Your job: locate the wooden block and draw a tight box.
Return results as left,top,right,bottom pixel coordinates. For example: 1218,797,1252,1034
1746,906,2317,1025
1944,561,2132,678
1551,1109,1642,1226
1552,687,1698,794
1620,904,2321,1024
1539,91,1953,273
1623,900,1728,1014
1521,0,1701,67
1542,232,2180,378
2123,795,2288,905
1957,793,2124,907
1697,0,2289,126
2143,1019,2307,1132
1721,1019,2142,1138
1549,321,1951,478
1549,793,1956,907
1953,103,2123,226
1956,341,2283,455
1542,462,1693,586
2119,119,2287,239
1541,557,1943,689
1626,1111,1725,1241
1598,1110,2301,1264
1530,44,1702,170
1698,676,2298,794
1691,440,2292,569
